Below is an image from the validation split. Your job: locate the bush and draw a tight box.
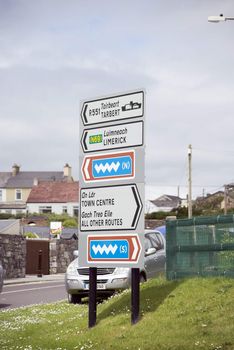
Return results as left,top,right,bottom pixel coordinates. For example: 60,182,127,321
23,232,38,239
62,218,78,228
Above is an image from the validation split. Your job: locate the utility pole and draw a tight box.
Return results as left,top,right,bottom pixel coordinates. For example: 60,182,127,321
177,185,180,198
224,185,228,215
188,144,192,218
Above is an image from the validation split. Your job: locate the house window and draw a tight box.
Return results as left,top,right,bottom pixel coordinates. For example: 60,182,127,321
39,206,52,214
62,206,68,214
73,206,79,217
0,190,2,202
15,189,22,201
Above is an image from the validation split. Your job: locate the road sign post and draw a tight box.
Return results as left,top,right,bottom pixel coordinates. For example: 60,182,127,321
88,267,97,328
131,268,140,325
79,90,145,327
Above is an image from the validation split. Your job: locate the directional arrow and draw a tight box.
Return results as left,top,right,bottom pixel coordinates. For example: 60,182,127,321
81,90,144,126
80,184,143,231
81,150,135,182
82,130,88,151
87,234,142,263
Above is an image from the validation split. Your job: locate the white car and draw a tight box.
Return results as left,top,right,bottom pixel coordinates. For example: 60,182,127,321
65,230,166,303
0,262,4,293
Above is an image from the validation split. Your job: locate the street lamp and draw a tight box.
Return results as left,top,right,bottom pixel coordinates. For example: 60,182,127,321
208,14,234,23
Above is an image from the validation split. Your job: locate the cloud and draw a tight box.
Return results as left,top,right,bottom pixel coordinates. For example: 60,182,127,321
0,0,234,202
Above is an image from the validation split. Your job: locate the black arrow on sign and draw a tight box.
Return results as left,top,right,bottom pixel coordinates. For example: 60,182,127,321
131,185,142,228
81,130,88,152
82,104,88,125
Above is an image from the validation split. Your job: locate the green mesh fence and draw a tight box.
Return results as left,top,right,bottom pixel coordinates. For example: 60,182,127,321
166,215,234,280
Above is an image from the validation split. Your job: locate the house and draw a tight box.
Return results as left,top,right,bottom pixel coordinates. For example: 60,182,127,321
0,163,73,215
145,200,159,214
147,194,182,213
194,191,224,210
26,181,79,216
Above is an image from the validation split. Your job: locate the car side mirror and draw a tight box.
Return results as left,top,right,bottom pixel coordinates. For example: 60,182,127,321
145,247,157,256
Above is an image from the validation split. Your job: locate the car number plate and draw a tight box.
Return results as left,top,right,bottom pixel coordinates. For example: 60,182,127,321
84,283,106,290
97,283,106,290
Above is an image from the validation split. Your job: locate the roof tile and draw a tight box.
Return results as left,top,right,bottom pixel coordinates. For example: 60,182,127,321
27,181,79,203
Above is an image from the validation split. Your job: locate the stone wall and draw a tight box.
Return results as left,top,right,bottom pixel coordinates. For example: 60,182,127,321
0,234,26,278
145,219,165,229
50,239,78,274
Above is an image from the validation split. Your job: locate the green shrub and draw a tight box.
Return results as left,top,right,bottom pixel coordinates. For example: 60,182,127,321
23,232,38,239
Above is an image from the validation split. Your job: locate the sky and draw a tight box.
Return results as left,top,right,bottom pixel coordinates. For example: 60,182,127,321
0,0,234,201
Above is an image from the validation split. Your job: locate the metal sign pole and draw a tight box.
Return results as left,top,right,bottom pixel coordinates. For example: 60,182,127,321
37,249,42,277
131,268,140,324
89,267,97,328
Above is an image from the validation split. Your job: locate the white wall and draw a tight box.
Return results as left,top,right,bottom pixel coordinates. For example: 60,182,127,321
27,202,79,216
145,200,173,213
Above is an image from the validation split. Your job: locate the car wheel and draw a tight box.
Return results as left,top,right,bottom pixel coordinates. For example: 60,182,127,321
68,293,82,304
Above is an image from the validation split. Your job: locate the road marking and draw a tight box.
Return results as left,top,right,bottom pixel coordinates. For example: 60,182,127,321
2,284,64,295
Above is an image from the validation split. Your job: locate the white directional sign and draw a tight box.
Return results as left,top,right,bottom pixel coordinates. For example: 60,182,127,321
80,184,142,232
81,91,144,126
79,89,145,268
81,121,143,153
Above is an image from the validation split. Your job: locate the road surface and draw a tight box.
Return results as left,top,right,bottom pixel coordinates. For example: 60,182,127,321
0,280,67,310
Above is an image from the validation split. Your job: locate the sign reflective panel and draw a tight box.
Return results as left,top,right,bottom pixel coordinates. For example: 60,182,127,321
81,91,144,126
80,184,142,231
81,121,143,153
82,150,135,183
87,235,142,263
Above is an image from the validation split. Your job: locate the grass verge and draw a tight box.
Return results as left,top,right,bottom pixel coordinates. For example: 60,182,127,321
0,277,234,350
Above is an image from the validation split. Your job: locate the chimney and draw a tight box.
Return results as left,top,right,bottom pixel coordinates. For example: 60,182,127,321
12,164,20,176
64,163,72,181
33,177,38,186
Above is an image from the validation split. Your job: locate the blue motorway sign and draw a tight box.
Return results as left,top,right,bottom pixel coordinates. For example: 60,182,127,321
92,155,132,179
90,239,129,259
82,150,135,182
88,235,141,262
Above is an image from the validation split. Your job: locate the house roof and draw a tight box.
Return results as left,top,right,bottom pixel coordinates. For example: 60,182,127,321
0,172,11,187
150,194,181,208
2,171,66,188
195,191,224,201
27,181,79,203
